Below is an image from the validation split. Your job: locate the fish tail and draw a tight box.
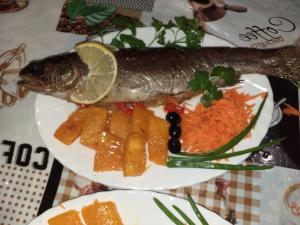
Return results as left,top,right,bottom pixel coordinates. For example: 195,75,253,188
276,44,300,81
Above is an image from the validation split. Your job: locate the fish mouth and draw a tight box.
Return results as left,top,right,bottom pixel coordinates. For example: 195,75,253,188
18,68,76,100
18,72,51,93
17,76,72,100
18,79,39,89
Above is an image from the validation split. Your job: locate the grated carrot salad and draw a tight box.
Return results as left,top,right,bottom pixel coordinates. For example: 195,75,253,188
181,88,265,153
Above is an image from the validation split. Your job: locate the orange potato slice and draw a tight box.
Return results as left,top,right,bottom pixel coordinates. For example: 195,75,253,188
122,133,146,177
81,201,123,225
48,210,84,225
109,111,131,139
54,119,83,145
94,132,124,172
80,107,108,150
54,106,104,145
147,115,170,165
130,107,154,136
68,106,97,122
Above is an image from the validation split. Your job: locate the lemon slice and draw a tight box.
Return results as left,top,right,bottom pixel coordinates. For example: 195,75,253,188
70,41,118,104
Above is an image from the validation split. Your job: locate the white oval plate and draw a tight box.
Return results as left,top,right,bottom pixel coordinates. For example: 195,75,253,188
28,190,231,225
35,28,273,190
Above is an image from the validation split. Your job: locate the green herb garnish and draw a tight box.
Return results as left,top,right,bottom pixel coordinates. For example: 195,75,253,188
67,1,205,48
173,205,196,225
149,16,204,49
111,38,125,49
187,194,209,225
153,198,185,225
110,15,144,36
188,71,210,92
211,66,236,86
103,15,145,48
67,0,116,26
119,34,146,48
291,80,300,89
154,195,209,225
188,67,235,107
169,138,285,162
110,16,204,49
167,161,273,170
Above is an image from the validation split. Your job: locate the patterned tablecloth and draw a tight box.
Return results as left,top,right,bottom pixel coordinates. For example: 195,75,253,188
0,1,300,225
53,168,261,225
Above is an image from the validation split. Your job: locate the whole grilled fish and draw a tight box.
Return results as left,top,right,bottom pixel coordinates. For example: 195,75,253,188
19,45,300,105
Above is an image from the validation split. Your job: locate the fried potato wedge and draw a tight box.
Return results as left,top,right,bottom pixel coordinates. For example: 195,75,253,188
68,106,96,122
54,119,82,145
82,201,123,225
147,115,169,165
109,111,131,139
80,107,108,150
94,132,124,172
54,106,106,145
122,133,146,177
48,210,84,225
130,107,154,137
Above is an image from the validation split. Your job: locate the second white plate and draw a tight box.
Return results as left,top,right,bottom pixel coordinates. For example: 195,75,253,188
28,190,231,225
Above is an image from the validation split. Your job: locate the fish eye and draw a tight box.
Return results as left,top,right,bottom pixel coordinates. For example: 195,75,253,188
29,61,44,76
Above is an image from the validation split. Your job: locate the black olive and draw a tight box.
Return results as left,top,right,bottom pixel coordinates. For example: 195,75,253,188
169,125,181,138
166,112,181,125
168,138,181,153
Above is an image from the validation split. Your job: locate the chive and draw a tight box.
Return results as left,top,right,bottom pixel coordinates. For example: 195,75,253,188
153,198,185,225
292,80,300,89
169,138,285,162
187,194,209,225
178,94,268,157
167,160,273,170
172,205,196,225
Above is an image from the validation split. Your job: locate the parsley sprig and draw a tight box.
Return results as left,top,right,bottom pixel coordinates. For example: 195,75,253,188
98,16,204,49
66,0,205,48
188,66,236,107
108,16,146,48
150,17,205,49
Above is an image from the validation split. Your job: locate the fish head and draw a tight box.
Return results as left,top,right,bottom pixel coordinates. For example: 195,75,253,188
19,53,87,99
